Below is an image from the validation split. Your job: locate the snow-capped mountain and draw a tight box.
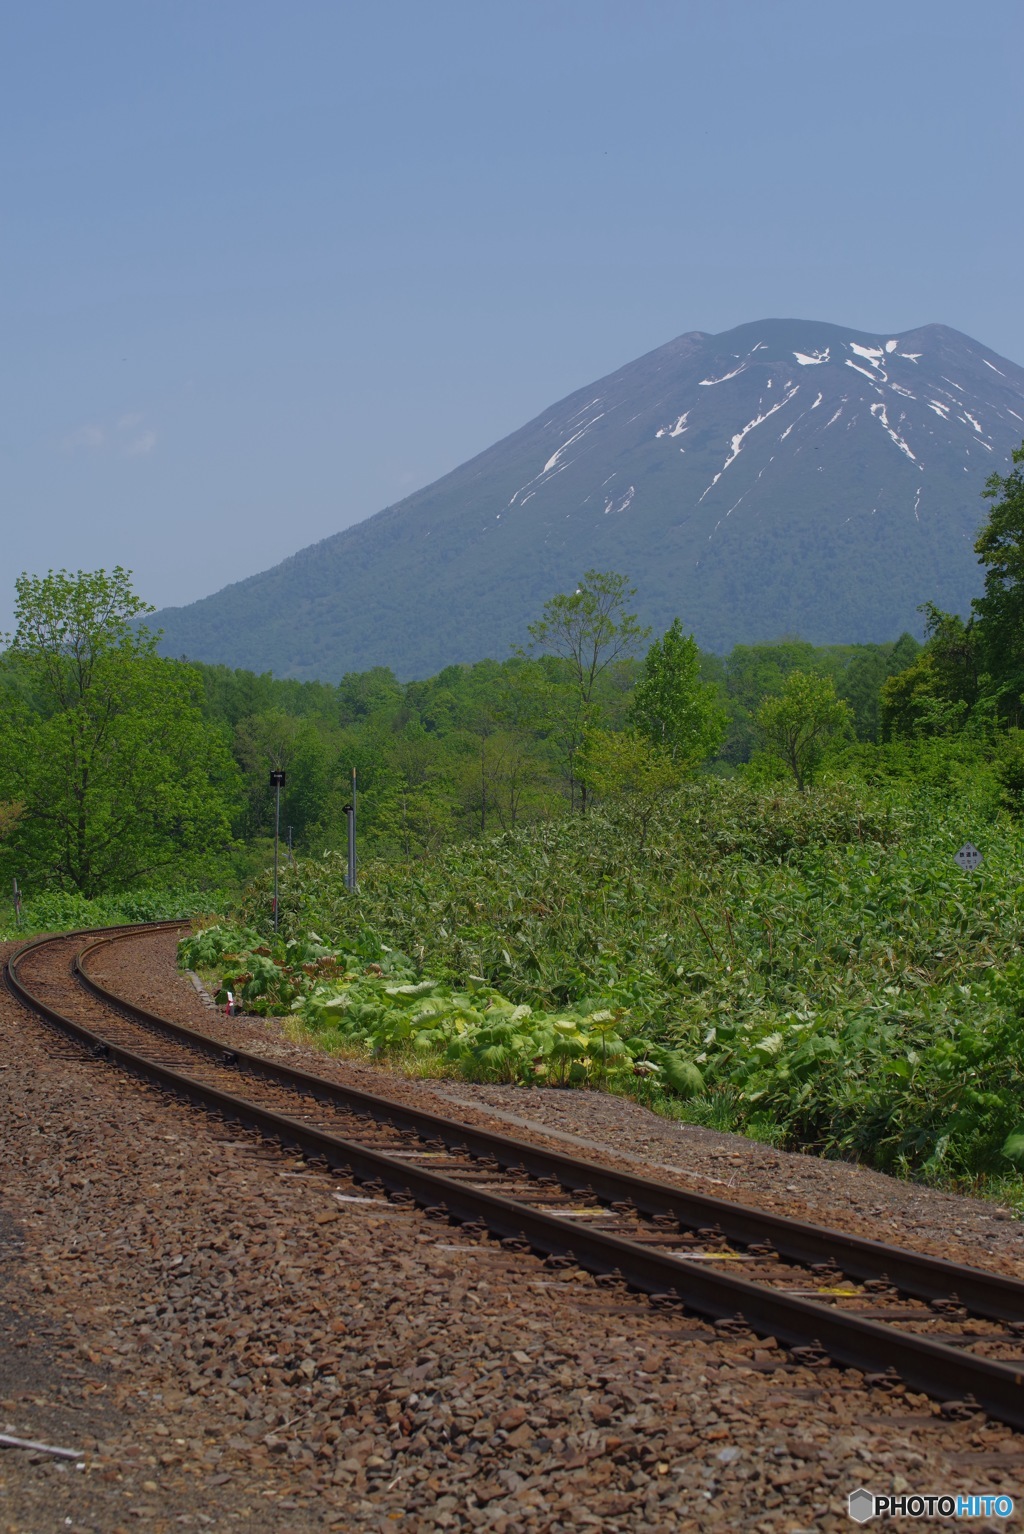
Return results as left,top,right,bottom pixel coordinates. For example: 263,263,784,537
152,319,1024,679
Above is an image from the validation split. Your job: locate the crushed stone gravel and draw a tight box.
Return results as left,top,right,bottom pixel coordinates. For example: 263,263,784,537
1,928,1022,1532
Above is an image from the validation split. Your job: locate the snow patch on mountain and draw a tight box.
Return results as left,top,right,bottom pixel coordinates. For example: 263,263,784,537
845,343,895,386
722,385,799,471
698,385,800,502
699,365,747,386
542,414,605,473
655,412,690,439
870,402,918,463
566,396,604,423
846,360,881,384
794,348,830,365
509,409,607,506
724,457,776,521
604,485,635,516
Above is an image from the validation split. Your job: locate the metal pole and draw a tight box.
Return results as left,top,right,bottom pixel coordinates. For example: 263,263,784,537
269,770,287,931
273,780,281,933
344,807,352,890
350,767,357,892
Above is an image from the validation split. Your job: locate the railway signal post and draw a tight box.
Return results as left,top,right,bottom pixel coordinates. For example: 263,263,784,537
270,770,286,932
343,766,357,891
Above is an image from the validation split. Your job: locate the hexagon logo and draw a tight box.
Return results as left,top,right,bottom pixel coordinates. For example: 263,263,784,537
848,1488,875,1523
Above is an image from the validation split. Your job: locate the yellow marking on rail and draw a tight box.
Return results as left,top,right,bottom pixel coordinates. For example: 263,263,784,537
667,1252,754,1262
545,1208,610,1217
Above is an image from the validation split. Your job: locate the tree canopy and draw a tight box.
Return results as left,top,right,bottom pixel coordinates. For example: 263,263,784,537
973,442,1024,720
627,618,726,769
525,570,649,811
0,568,236,895
756,671,851,791
0,560,952,896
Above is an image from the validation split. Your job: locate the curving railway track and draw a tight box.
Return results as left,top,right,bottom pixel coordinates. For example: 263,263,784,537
8,921,1024,1433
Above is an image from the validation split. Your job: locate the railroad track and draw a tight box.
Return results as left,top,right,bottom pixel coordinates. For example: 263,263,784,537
8,921,1024,1431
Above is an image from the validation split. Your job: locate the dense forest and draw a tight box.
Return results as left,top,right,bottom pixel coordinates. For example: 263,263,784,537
185,625,925,861
0,576,923,895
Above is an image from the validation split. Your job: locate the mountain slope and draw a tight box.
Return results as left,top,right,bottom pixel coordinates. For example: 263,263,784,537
153,318,1024,679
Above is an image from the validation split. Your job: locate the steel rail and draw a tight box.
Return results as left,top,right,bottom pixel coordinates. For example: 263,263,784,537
71,926,1024,1326
8,924,1024,1429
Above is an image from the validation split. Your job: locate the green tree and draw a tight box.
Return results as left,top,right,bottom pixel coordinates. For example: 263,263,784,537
973,441,1024,721
835,635,920,742
627,619,726,769
232,709,302,842
525,571,649,811
367,737,457,859
578,728,680,850
0,567,236,895
879,607,979,740
719,638,832,763
755,671,851,791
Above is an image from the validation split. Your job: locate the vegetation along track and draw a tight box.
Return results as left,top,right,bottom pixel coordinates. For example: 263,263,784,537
8,922,1024,1432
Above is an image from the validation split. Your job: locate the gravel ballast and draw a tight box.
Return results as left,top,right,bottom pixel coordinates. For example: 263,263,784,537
2,928,1023,1532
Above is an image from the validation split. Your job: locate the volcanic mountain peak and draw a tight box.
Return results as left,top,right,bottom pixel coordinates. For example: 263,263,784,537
152,319,1024,680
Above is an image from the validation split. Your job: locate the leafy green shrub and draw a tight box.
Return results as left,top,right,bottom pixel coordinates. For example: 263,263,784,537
178,924,684,1093
217,774,1024,1185
993,730,1024,817
1,885,230,938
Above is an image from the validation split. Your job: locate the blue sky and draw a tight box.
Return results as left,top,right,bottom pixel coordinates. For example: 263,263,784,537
2,0,1021,634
